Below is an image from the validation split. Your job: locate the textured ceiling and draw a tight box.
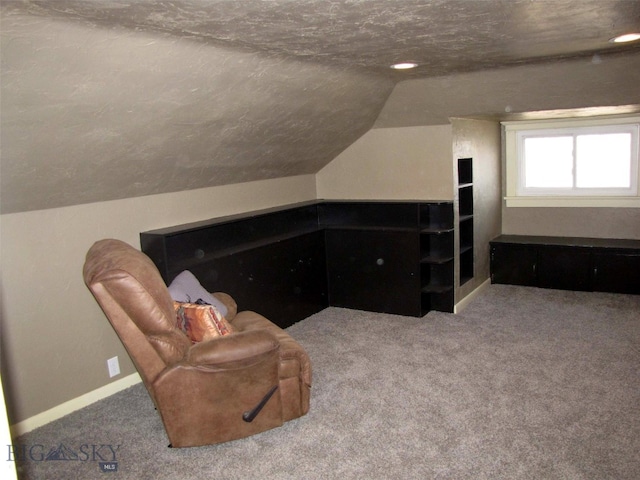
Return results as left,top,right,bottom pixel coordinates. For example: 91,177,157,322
7,0,640,78
2,0,640,214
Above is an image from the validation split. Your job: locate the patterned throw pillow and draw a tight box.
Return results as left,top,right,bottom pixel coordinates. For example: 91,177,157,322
174,302,235,343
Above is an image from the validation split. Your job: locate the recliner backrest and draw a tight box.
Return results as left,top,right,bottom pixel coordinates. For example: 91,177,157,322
83,239,190,385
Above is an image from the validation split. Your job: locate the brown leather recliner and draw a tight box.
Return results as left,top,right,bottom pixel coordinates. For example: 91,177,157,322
83,239,311,448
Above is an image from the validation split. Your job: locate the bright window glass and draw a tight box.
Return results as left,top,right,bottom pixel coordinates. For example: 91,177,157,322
514,121,638,197
523,136,573,188
575,133,631,188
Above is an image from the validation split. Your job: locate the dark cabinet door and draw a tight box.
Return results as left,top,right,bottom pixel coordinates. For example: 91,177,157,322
325,229,420,316
592,252,640,294
490,244,537,286
537,246,591,291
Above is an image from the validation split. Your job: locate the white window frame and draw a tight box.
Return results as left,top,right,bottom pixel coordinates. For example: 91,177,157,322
503,115,640,208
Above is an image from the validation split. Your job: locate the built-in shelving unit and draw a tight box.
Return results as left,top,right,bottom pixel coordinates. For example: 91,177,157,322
458,158,474,285
490,235,640,294
141,200,456,327
140,202,327,328
419,202,454,314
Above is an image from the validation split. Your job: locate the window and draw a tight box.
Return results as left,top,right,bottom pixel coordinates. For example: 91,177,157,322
503,116,640,207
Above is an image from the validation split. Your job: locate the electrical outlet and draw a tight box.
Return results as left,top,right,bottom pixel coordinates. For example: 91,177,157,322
107,356,120,378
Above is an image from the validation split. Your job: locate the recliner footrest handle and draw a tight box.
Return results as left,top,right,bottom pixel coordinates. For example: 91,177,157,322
242,385,278,423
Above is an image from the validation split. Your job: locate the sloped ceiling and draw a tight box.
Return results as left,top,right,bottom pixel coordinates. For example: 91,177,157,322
2,0,640,213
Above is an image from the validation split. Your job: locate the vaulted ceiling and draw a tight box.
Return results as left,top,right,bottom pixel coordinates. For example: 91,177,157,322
2,0,640,213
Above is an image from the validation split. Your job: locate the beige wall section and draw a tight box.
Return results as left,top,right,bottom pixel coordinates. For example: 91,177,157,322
502,207,640,240
376,52,640,128
316,126,454,201
451,119,502,302
0,175,317,424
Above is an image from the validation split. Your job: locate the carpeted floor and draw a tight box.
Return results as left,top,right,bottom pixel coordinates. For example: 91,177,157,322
13,285,640,479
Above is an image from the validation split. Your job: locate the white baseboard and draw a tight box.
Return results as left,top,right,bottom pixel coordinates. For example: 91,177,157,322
454,278,491,314
10,373,142,438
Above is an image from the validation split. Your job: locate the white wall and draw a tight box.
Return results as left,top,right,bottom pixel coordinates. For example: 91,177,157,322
0,175,317,425
316,125,454,201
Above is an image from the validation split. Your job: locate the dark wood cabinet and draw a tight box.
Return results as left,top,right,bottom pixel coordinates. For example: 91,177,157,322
490,243,537,286
537,246,591,291
591,252,640,294
141,202,326,328
141,201,320,281
325,229,420,316
187,231,328,325
141,200,455,327
320,201,453,316
490,235,640,295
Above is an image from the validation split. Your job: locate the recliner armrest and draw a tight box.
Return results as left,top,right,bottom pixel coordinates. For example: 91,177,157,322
212,292,237,320
186,330,279,368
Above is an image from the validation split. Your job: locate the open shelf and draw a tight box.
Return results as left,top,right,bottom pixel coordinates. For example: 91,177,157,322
458,158,474,287
421,253,455,265
419,202,455,315
458,157,473,185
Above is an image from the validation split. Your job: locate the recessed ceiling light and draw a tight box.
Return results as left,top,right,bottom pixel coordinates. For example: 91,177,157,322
390,62,418,70
609,33,640,43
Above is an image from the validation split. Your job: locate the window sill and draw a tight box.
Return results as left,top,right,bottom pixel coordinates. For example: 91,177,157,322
504,196,640,208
